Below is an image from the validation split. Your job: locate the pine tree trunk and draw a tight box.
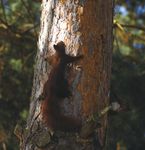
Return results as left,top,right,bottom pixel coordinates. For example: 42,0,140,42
21,0,113,149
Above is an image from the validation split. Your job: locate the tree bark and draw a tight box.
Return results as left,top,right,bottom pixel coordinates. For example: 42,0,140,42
21,0,113,149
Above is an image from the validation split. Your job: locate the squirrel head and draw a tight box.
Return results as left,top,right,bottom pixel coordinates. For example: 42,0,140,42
53,41,66,55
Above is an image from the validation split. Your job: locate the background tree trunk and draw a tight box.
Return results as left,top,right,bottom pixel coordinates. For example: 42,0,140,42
22,0,113,149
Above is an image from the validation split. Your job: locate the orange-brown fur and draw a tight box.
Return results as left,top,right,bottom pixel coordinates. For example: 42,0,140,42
41,41,83,132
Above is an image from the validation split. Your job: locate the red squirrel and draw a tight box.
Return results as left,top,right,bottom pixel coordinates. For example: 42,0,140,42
41,41,83,132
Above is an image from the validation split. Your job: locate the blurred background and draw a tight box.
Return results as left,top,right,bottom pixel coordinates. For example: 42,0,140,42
0,0,145,149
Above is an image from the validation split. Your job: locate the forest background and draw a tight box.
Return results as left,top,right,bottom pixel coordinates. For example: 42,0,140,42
0,0,145,149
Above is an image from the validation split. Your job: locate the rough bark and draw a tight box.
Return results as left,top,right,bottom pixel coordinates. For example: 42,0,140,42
21,0,113,149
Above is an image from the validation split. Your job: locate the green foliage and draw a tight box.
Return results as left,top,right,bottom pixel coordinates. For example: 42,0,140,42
107,0,145,149
0,0,145,149
0,0,40,149
9,59,22,72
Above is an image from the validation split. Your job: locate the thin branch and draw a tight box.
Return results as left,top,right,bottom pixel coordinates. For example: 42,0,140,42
22,23,39,34
0,17,10,28
134,35,145,42
20,0,38,37
120,24,145,32
0,17,38,38
0,17,19,34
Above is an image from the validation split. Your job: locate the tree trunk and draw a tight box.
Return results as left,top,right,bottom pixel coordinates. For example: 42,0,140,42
21,0,113,149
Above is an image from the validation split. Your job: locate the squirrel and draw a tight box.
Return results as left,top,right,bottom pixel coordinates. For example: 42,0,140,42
41,41,83,132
